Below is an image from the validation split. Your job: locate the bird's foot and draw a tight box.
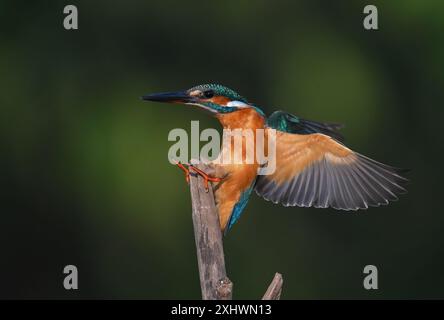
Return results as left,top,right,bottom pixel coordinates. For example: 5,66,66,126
189,165,222,192
175,161,191,184
174,161,222,192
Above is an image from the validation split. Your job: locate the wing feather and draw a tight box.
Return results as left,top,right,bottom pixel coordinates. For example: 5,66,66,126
255,132,408,210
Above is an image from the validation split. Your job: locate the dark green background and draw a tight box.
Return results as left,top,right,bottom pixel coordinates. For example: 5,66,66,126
1,0,443,299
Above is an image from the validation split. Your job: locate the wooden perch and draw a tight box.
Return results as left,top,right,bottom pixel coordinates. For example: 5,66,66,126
189,164,232,300
262,273,283,300
189,163,282,300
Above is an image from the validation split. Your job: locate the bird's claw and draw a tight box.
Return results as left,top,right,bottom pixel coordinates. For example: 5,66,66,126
175,161,222,192
189,165,222,192
175,161,190,184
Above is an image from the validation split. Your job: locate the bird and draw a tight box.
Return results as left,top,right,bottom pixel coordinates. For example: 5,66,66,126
142,84,408,234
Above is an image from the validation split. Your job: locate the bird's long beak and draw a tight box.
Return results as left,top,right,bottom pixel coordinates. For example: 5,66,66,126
141,91,196,104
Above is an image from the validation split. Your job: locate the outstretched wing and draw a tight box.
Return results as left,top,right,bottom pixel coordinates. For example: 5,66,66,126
266,110,345,142
255,132,408,210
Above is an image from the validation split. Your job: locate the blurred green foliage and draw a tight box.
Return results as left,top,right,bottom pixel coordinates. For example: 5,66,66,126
1,0,443,299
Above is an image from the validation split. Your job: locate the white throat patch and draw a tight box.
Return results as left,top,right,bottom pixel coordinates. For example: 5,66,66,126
227,100,249,108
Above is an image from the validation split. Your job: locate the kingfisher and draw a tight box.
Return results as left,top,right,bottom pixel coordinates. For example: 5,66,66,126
142,84,408,234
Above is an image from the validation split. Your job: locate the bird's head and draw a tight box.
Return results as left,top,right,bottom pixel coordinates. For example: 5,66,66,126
142,84,255,114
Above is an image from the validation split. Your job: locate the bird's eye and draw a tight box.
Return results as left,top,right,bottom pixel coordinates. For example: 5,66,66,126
203,90,214,99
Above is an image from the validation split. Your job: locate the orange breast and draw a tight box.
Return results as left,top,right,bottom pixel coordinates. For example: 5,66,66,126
213,108,266,231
